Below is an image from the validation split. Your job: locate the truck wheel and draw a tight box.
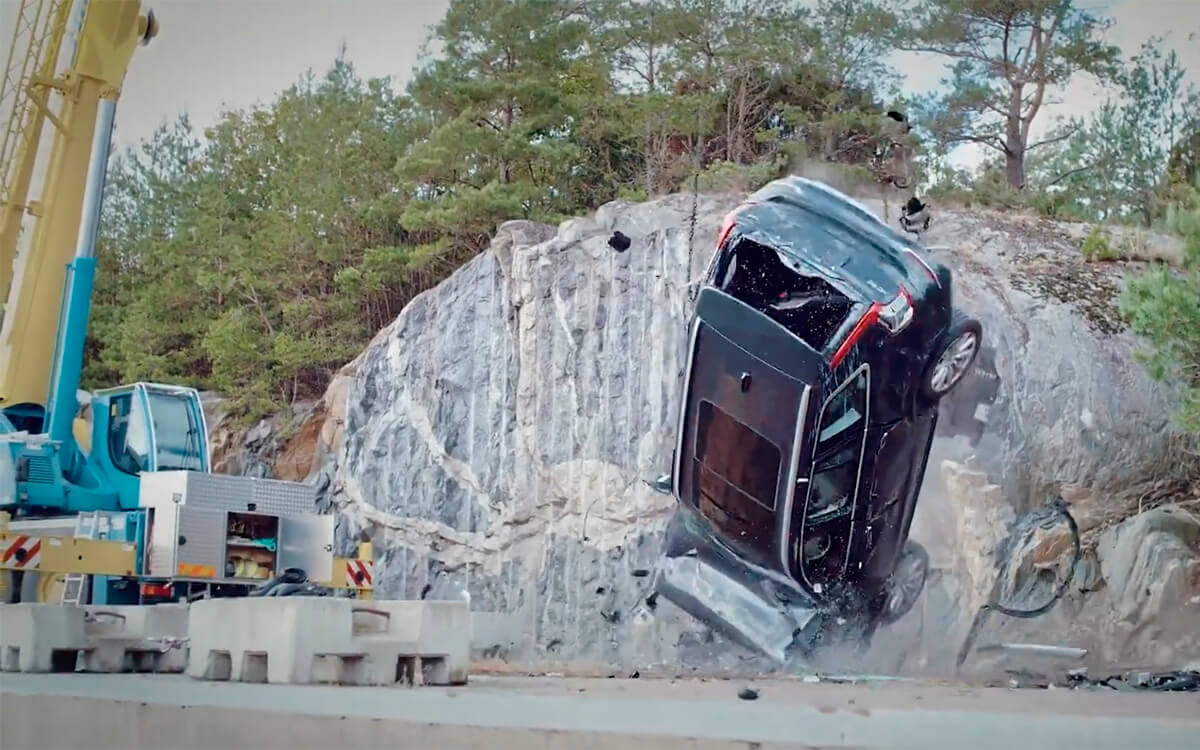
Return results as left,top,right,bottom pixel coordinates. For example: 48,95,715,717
921,309,981,401
880,541,928,625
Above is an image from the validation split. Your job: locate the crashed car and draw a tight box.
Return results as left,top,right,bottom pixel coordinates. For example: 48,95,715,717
652,176,982,663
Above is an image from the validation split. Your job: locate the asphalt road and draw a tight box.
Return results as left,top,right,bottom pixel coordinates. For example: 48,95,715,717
3,672,1198,749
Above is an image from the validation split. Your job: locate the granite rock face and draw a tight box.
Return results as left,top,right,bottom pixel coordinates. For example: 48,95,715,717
222,189,1197,672
323,194,740,670
916,210,1189,512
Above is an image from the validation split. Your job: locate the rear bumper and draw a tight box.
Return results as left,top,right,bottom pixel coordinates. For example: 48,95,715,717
652,502,822,664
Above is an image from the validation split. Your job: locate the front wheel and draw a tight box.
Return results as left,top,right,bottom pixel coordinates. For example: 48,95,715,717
879,541,929,625
921,309,982,401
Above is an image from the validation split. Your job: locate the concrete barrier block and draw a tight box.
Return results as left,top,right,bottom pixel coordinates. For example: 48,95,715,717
0,603,87,672
352,600,470,685
186,598,470,686
187,597,357,684
81,604,190,673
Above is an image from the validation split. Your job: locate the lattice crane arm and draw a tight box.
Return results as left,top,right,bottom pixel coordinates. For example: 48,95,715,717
0,0,157,419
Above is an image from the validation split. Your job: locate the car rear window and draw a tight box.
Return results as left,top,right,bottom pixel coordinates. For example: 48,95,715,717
717,239,854,351
695,399,781,510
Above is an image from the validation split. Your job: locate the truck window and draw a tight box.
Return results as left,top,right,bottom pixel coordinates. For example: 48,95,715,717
806,369,868,520
108,392,151,475
146,391,206,472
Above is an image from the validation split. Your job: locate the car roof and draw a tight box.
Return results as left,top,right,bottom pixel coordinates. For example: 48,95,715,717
734,176,937,304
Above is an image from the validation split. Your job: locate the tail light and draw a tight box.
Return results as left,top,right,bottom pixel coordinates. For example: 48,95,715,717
830,286,914,368
878,287,914,333
715,201,757,250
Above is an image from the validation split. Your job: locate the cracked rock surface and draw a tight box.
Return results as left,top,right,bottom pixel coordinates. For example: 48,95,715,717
215,191,1198,674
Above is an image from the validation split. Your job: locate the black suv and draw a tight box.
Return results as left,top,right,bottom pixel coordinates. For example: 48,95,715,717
652,176,982,663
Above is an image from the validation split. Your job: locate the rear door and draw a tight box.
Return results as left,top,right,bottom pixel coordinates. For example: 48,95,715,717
674,287,826,573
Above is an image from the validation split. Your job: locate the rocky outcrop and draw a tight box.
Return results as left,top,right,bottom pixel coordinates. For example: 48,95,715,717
919,209,1193,511
939,462,1200,674
216,187,1198,672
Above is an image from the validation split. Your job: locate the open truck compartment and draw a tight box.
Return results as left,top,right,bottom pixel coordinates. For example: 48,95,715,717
225,511,277,579
138,471,332,587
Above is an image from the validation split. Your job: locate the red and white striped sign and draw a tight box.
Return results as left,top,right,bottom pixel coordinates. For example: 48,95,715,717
2,535,42,570
345,559,373,589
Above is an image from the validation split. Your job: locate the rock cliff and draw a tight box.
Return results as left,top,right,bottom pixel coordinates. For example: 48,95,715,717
212,187,1199,675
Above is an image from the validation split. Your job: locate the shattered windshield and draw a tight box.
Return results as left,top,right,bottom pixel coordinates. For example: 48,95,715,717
718,238,853,352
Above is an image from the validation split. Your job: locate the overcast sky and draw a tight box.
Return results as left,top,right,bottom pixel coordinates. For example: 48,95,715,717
3,0,1198,169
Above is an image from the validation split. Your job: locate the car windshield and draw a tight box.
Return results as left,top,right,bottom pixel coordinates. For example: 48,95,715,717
716,238,854,352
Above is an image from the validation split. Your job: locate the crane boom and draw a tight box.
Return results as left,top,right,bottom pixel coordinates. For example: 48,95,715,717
0,0,73,294
0,0,156,421
1,3,350,608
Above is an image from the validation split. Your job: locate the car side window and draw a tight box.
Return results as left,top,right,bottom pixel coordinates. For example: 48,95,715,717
806,370,869,519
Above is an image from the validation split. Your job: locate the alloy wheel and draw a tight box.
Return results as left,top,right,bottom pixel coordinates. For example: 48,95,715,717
930,331,978,394
883,547,928,622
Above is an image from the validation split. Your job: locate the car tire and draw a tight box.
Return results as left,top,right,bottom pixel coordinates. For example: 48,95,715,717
879,540,929,625
920,309,982,401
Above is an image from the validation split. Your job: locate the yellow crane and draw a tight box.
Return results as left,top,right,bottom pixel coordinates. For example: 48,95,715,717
1,1,373,604
1,0,157,417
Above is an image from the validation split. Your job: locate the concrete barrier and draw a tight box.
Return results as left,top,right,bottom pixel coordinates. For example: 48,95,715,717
0,603,189,674
187,597,469,686
81,604,189,673
0,603,87,672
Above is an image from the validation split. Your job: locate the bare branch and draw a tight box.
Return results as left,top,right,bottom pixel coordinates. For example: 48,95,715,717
1027,124,1081,151
1046,162,1098,186
940,130,1009,154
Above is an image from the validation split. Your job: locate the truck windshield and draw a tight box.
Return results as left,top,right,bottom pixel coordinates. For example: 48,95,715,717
145,390,206,471
108,389,206,474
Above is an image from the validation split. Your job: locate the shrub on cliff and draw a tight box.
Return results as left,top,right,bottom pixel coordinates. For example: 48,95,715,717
1119,179,1200,434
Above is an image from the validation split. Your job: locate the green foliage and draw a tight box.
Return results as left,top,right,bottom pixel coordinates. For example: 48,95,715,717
97,0,1130,423
1080,225,1117,262
694,158,784,193
90,57,424,422
1026,38,1200,225
898,0,1120,189
1118,181,1200,434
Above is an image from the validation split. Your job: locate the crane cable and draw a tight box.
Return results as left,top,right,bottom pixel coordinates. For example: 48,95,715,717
683,71,708,303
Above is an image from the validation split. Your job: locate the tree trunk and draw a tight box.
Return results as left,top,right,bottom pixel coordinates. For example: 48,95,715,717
1005,141,1026,190
1005,94,1027,190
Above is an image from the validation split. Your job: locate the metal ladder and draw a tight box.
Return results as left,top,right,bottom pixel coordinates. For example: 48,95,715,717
60,511,103,604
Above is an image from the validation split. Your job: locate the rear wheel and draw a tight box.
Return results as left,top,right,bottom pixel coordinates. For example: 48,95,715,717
921,309,982,401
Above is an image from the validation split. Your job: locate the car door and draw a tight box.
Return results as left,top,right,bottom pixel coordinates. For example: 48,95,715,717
859,410,939,583
794,365,870,593
674,287,825,573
